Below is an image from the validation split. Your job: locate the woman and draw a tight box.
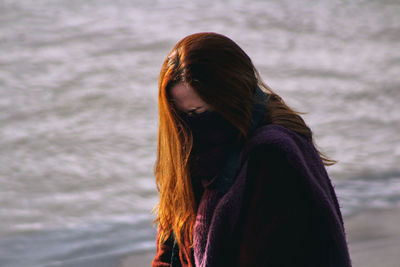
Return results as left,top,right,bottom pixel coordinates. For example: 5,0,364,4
152,32,352,267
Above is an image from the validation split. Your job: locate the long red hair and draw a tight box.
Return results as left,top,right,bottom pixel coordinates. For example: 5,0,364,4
153,32,336,248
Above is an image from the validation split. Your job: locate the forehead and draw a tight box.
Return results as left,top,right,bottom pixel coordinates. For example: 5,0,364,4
169,82,207,110
169,82,197,101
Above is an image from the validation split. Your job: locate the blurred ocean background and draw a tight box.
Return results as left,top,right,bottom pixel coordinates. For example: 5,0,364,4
0,0,399,266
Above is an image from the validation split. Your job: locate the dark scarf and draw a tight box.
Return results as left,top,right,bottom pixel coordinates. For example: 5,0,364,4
183,109,241,186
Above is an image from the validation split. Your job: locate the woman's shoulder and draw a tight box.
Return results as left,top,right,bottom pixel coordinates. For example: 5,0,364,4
241,123,325,181
242,123,311,160
242,123,322,202
244,124,300,178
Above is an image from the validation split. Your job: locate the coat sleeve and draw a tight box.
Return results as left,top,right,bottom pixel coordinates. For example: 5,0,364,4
237,144,332,267
151,228,174,267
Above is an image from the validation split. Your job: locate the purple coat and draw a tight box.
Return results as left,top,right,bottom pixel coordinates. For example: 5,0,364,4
193,124,352,267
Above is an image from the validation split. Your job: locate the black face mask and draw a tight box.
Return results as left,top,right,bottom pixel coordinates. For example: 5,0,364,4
179,110,240,152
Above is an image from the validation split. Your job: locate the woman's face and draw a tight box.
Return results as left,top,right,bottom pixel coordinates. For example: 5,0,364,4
169,82,212,115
